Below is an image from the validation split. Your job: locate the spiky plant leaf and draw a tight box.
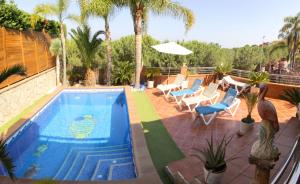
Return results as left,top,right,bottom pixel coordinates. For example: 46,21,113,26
0,140,15,180
191,134,236,172
0,64,26,83
248,71,269,86
280,88,300,106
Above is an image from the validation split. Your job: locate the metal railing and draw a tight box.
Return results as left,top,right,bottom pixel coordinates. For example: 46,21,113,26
145,67,300,85
271,135,300,184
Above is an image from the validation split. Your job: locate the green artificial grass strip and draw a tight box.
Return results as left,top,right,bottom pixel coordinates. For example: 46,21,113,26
132,92,185,184
0,95,47,135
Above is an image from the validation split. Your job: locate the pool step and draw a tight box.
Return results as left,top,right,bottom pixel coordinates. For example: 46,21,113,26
53,144,129,180
107,162,136,180
64,151,131,180
79,157,132,181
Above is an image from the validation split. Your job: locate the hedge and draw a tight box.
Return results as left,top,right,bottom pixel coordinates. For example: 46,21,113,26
0,2,60,37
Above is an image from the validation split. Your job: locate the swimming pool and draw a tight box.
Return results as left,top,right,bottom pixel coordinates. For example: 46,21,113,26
0,89,136,181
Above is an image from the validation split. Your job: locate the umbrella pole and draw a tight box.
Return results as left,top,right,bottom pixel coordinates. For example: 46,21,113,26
167,62,171,84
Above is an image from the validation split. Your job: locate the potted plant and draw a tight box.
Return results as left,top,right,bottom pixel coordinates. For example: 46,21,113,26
248,71,269,93
192,135,236,184
239,93,258,136
145,68,160,88
280,88,300,119
214,62,232,82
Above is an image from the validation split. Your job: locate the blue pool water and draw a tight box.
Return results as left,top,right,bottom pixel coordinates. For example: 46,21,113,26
0,89,136,181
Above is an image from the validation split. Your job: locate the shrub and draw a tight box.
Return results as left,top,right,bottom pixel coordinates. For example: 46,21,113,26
112,61,134,85
0,1,60,36
0,3,31,30
248,71,269,86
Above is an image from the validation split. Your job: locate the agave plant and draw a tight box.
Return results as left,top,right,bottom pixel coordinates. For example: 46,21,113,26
280,88,300,117
242,93,258,124
0,64,26,83
0,140,15,180
248,71,269,87
192,134,236,173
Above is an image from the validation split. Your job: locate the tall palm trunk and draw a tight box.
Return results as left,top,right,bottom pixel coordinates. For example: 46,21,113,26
60,24,67,85
104,17,112,86
56,55,60,85
134,8,143,89
85,68,96,86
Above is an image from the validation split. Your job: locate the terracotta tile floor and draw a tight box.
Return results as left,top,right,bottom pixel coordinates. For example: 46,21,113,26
145,88,300,184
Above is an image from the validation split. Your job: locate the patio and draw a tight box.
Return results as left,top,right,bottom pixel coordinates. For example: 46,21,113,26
146,88,299,183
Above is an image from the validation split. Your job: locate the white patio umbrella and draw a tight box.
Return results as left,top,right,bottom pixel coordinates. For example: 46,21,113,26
151,42,193,83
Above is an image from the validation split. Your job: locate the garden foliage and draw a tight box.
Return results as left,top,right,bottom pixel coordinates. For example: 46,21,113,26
0,1,60,36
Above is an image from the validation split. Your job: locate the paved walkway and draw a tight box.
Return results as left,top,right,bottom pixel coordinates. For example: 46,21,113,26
145,88,300,183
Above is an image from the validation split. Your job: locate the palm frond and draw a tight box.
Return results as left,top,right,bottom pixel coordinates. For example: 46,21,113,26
280,88,300,106
69,25,104,69
34,3,58,17
0,65,26,83
0,140,15,180
150,1,195,32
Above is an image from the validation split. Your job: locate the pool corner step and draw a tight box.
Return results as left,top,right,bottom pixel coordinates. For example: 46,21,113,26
90,157,133,181
107,162,136,181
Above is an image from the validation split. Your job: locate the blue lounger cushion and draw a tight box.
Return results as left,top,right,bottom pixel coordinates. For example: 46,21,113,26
170,79,203,97
195,88,237,116
195,103,228,115
171,89,195,97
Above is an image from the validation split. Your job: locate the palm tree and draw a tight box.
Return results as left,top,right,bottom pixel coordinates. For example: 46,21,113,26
34,0,71,86
89,0,117,86
279,12,300,70
69,25,104,86
50,38,62,85
115,0,195,88
0,140,15,180
0,64,26,83
0,65,26,181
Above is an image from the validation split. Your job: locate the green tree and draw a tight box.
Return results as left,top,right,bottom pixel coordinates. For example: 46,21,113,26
69,25,104,86
89,0,117,85
279,12,300,70
116,0,195,88
233,45,264,70
34,0,71,85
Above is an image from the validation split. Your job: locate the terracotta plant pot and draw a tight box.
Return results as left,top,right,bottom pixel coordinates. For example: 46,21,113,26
203,166,225,184
147,81,154,89
239,121,254,135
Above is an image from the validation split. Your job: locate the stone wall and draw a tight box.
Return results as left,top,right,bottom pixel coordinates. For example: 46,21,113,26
0,68,57,125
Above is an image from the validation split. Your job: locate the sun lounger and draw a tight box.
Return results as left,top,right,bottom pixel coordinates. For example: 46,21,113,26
221,75,250,95
170,79,204,105
195,88,240,125
157,74,185,97
181,83,220,111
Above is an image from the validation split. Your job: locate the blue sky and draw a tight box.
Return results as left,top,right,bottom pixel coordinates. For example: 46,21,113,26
14,0,300,48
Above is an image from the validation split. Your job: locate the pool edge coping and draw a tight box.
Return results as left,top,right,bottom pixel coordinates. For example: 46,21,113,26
0,86,162,184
